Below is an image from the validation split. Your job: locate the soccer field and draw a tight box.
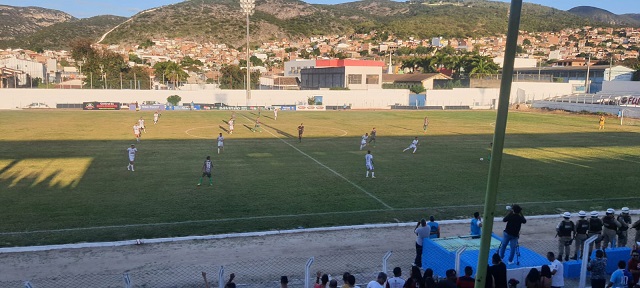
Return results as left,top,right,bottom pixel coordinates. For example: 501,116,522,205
1,109,639,247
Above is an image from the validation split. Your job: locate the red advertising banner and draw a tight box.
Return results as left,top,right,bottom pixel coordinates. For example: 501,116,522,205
83,102,121,110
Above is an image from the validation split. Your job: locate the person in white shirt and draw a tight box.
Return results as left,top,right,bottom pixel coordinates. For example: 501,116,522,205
127,144,137,171
365,150,375,178
360,133,369,150
228,118,234,134
138,117,146,133
386,267,405,288
274,108,278,120
403,137,419,153
366,273,387,288
217,133,224,154
547,251,564,288
133,123,141,142
153,111,159,124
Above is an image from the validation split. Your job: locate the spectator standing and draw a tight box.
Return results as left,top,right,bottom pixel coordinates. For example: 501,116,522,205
499,204,526,264
572,211,590,260
281,276,289,288
330,280,339,288
405,266,422,288
556,212,575,262
489,253,508,288
348,274,360,288
524,268,541,288
471,212,483,238
457,266,475,288
427,216,440,239
547,252,564,288
628,251,640,285
315,272,329,288
603,208,622,249
224,273,236,288
387,267,405,288
540,265,552,288
588,250,608,288
367,273,387,288
607,261,633,288
617,207,632,247
423,269,437,288
343,273,352,288
414,219,430,267
436,269,457,288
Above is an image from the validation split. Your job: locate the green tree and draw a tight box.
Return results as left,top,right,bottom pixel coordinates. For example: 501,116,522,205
140,39,155,49
167,95,182,106
129,54,143,64
218,65,259,90
409,85,426,94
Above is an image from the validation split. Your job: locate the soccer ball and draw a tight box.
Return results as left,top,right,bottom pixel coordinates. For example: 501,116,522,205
480,158,484,161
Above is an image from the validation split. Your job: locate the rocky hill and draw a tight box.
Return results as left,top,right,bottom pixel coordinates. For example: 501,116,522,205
567,6,640,27
99,0,600,48
2,0,633,51
0,5,74,41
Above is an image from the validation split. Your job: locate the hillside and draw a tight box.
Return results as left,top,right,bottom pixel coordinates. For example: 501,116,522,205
0,5,74,41
0,0,620,50
0,15,127,51
567,6,640,26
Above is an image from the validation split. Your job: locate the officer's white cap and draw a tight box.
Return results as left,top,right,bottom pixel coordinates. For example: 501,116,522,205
622,207,630,214
562,212,571,218
578,211,587,217
606,208,615,214
591,211,599,217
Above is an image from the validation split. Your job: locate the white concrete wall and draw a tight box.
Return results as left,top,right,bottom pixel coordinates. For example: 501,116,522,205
0,88,410,110
0,82,572,110
425,82,573,107
601,81,640,94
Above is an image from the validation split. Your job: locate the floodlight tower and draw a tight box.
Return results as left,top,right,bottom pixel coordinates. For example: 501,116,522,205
240,0,255,99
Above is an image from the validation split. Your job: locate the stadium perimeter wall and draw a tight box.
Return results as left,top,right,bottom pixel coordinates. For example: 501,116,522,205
602,81,640,94
0,82,572,110
532,101,640,118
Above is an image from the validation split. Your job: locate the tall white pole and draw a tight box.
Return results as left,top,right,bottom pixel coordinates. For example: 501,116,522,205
585,54,591,94
246,13,251,99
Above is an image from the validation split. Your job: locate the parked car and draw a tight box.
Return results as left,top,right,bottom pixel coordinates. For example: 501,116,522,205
23,102,50,109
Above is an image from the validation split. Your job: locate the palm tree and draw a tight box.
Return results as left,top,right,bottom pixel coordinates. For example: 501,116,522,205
164,62,188,89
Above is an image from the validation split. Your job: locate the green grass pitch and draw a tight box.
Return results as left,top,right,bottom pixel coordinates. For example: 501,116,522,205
0,109,639,247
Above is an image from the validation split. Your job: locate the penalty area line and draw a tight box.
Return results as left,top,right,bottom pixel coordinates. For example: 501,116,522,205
239,113,392,210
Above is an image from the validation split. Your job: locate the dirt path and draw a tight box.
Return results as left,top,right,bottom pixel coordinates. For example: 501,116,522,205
0,216,571,284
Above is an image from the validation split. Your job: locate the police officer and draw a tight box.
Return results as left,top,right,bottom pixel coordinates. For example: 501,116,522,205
588,211,604,255
617,207,632,247
557,212,575,262
602,208,621,249
572,210,590,260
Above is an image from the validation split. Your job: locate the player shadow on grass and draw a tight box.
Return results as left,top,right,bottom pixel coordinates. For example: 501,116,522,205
222,119,228,125
242,124,254,131
219,125,229,134
261,115,274,120
260,123,295,138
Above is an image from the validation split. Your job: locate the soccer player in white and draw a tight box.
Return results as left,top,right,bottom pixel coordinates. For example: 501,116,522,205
274,108,278,120
133,123,141,142
153,111,159,124
365,150,375,178
228,118,234,134
127,144,137,171
138,117,146,133
360,133,369,150
217,133,224,154
403,137,419,153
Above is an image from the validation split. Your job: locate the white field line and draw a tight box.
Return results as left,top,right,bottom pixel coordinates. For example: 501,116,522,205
2,208,639,253
239,113,392,209
184,126,219,139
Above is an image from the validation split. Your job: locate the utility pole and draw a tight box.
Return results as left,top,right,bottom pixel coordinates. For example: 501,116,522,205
585,54,591,93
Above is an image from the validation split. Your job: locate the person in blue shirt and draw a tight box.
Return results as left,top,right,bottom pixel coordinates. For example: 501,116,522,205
427,216,440,239
471,212,483,238
608,260,633,288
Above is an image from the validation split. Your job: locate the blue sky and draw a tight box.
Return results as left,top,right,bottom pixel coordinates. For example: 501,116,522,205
0,0,637,18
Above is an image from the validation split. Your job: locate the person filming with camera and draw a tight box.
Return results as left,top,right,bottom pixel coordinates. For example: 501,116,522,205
499,204,527,264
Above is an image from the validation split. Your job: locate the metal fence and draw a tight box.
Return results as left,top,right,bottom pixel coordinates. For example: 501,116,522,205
6,226,637,287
